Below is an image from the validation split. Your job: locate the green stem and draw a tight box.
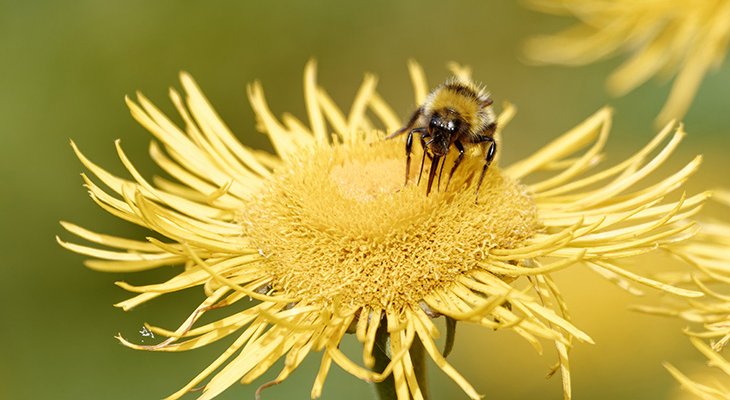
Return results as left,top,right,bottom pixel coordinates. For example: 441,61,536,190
371,327,397,400
410,336,430,400
370,326,429,400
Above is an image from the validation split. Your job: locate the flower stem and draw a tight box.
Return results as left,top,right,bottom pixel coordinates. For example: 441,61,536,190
371,328,397,400
371,326,430,400
410,337,430,399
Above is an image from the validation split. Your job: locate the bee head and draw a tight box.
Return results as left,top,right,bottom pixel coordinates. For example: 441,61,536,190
427,112,460,156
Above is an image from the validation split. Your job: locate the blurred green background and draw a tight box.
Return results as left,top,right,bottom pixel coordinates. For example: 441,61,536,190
2,1,729,399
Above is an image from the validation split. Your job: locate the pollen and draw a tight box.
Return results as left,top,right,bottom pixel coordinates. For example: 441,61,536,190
328,156,402,202
241,137,539,309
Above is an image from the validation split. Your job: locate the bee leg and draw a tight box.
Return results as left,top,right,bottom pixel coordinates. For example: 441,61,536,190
437,150,447,191
426,155,442,195
405,128,427,186
405,129,414,185
475,137,497,204
387,107,423,139
417,133,430,185
445,140,465,191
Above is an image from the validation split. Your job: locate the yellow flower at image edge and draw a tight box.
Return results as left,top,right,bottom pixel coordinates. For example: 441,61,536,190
665,337,730,400
524,0,730,125
638,193,730,399
59,61,706,400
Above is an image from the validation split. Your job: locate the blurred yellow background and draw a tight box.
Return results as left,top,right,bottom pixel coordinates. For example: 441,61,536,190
1,1,729,399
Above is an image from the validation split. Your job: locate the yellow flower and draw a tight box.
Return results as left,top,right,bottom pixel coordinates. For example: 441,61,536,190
524,0,730,125
665,337,730,400
59,61,706,400
641,192,730,399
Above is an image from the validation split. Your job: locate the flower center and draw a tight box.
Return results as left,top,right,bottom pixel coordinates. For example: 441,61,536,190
241,135,539,309
329,158,403,203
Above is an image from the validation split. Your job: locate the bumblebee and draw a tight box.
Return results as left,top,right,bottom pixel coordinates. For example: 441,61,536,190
388,78,497,202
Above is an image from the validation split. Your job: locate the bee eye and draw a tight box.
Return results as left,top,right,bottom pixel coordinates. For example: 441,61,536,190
448,120,460,132
429,117,439,129
429,116,459,133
